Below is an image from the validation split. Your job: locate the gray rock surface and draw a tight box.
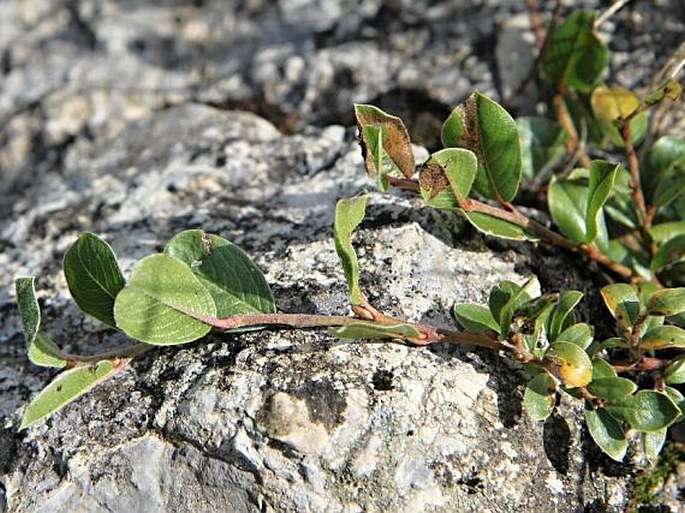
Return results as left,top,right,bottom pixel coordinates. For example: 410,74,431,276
1,1,684,512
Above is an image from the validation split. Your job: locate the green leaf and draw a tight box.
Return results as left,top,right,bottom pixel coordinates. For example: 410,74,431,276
584,406,627,462
548,291,584,342
663,386,685,420
545,341,593,387
640,326,685,350
643,429,667,461
555,322,594,349
664,355,685,385
585,161,620,243
419,148,478,209
333,196,368,305
643,78,682,106
328,321,421,340
587,377,637,401
21,359,125,428
592,357,618,379
28,333,68,369
462,211,539,241
548,169,593,242
453,303,500,335
441,91,522,202
164,230,275,318
651,235,685,272
642,135,685,208
497,277,538,335
15,277,68,368
523,372,557,422
646,288,685,316
114,254,216,345
600,283,640,329
540,10,608,92
354,104,415,190
590,86,647,147
63,232,125,328
516,117,567,180
605,390,680,432
650,221,685,244
15,277,41,347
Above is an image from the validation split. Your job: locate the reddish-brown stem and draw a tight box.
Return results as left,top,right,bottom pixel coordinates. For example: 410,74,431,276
387,176,420,191
552,88,591,168
620,122,648,227
612,355,672,373
65,342,151,366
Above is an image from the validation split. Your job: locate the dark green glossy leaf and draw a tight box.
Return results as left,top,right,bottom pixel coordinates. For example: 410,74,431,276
548,291,584,342
333,196,368,305
600,283,640,329
441,91,521,202
584,406,627,462
453,303,500,335
517,117,566,180
540,10,608,92
63,232,125,328
651,235,685,272
328,321,421,340
592,357,617,379
643,429,667,461
545,341,593,387
462,211,539,241
605,390,680,432
642,135,685,207
587,377,636,401
419,148,477,209
548,170,589,242
354,104,414,190
641,326,685,350
164,230,275,318
114,254,216,345
21,359,125,428
555,322,594,349
523,373,556,422
585,161,620,243
15,277,40,347
647,288,685,316
664,355,685,385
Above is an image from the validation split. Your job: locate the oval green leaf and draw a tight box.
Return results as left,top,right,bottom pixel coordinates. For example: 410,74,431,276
540,10,608,92
640,325,685,350
28,333,68,369
164,230,275,318
547,291,584,342
642,135,685,205
462,211,539,241
21,359,125,429
545,341,593,387
555,322,594,349
63,232,126,328
114,254,216,345
650,234,685,272
605,390,681,432
15,276,40,347
453,303,500,335
548,171,589,242
584,406,627,462
646,288,685,316
587,377,637,401
523,372,557,422
441,92,522,202
328,321,421,340
333,195,368,306
592,357,617,379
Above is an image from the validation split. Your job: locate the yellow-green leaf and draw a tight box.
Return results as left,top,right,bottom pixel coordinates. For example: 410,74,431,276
333,195,368,305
